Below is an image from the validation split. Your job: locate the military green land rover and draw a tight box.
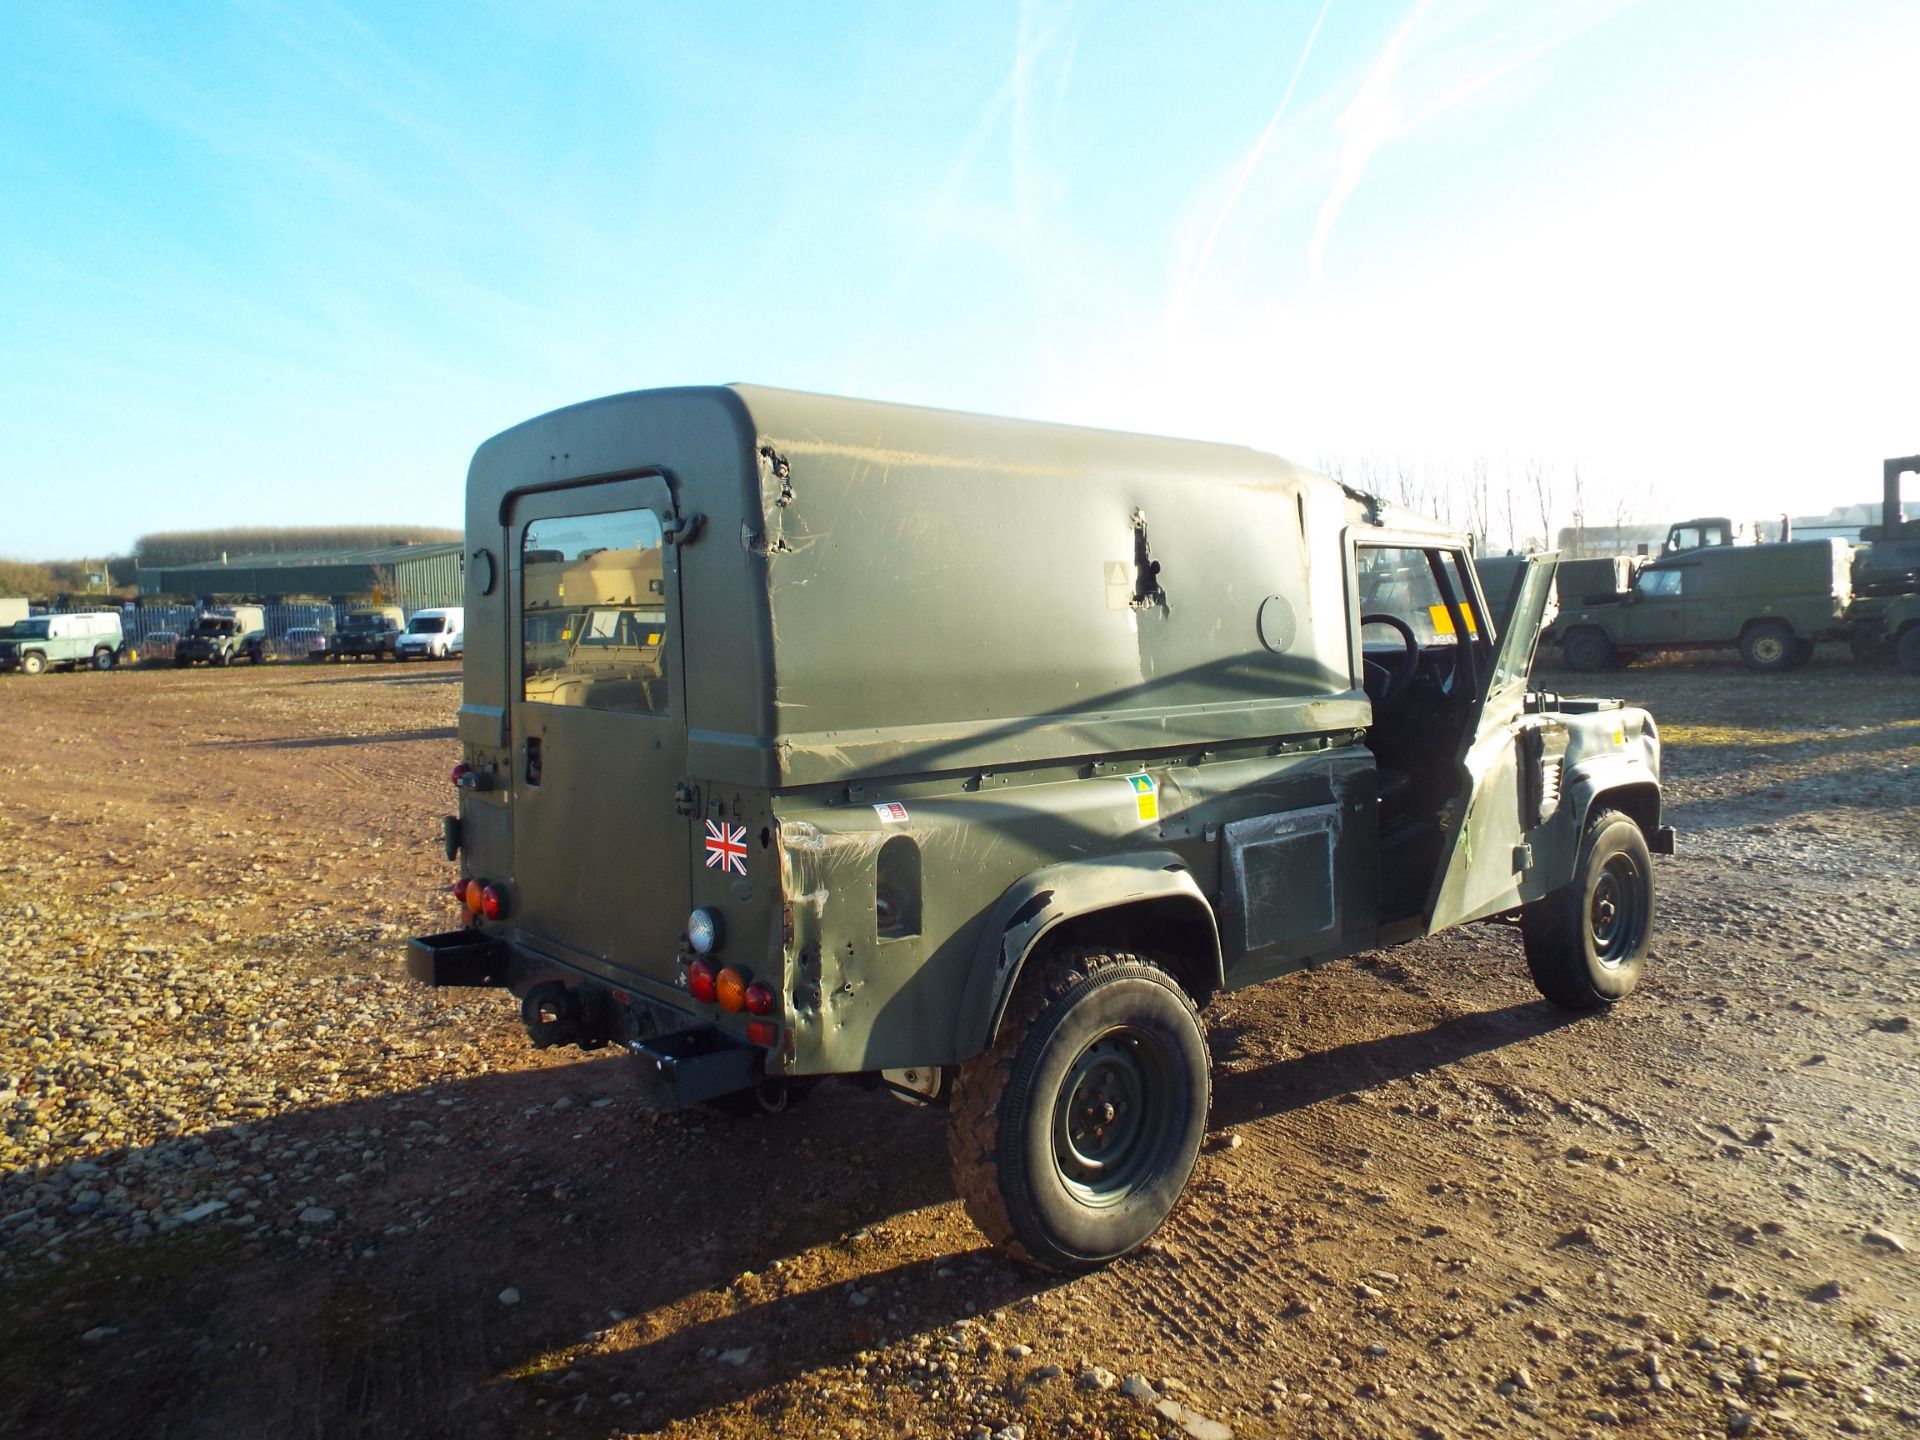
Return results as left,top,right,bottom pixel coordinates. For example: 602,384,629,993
410,385,1672,1271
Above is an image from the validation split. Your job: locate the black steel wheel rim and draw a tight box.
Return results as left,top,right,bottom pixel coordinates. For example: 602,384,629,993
1052,1026,1176,1207
1590,853,1643,967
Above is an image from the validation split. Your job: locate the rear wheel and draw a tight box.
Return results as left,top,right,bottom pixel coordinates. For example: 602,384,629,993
1899,626,1920,677
1740,621,1795,672
92,647,115,671
1562,628,1613,673
247,645,264,665
948,951,1209,1272
1521,808,1654,1009
20,652,46,676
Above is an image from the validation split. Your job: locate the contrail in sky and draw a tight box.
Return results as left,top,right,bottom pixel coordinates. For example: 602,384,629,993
1169,0,1337,322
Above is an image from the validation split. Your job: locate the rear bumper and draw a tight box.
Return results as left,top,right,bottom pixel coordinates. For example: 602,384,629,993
406,929,510,987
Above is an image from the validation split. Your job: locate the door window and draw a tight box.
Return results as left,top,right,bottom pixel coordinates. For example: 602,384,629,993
1637,569,1683,597
521,508,670,714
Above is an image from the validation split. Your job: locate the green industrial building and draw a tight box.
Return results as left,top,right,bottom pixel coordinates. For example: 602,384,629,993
135,541,465,611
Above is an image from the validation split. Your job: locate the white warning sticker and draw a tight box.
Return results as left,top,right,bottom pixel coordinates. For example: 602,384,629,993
872,802,910,823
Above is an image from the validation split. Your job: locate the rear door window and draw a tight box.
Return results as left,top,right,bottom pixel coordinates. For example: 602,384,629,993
521,508,670,714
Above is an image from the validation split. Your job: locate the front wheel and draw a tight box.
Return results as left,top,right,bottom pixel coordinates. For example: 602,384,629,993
1898,627,1920,677
1521,808,1654,1009
20,652,46,676
1562,628,1613,673
948,952,1209,1272
1740,621,1795,672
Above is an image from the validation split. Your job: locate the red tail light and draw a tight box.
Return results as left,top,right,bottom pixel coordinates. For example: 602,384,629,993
744,981,775,1017
450,763,471,786
480,884,506,920
745,1020,778,1048
450,879,469,904
687,959,717,1004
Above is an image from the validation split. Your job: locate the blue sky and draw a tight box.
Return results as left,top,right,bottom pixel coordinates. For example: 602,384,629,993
3,0,1917,558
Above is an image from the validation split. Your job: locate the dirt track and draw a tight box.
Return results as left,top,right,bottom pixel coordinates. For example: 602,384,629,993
1,656,1917,1439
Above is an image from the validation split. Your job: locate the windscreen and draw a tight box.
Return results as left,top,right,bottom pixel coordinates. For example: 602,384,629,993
407,617,446,634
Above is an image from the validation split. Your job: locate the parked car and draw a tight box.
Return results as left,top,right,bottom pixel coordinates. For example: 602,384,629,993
0,612,125,674
282,626,332,660
395,607,465,660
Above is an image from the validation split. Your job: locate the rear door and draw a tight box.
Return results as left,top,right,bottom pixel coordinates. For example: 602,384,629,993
507,477,691,980
1426,554,1560,932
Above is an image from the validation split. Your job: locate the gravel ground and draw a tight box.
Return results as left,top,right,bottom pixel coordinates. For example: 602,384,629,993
1,654,1916,1439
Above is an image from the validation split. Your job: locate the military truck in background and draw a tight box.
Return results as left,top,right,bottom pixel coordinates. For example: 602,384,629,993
1553,539,1852,673
407,384,1672,1272
173,605,268,667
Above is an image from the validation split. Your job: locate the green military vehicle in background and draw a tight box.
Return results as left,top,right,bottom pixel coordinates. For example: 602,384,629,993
174,605,269,666
1553,538,1853,673
1845,456,1920,674
410,385,1672,1271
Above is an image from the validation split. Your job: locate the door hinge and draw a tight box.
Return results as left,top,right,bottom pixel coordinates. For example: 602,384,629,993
1512,842,1533,874
661,513,705,545
673,781,700,816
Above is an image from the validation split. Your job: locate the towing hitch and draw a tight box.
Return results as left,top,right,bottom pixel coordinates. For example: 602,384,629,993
406,930,510,987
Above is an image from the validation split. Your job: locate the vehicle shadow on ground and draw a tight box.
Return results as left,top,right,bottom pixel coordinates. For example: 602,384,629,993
1209,998,1582,1130
0,1056,1020,1439
1,994,1595,1438
193,726,459,750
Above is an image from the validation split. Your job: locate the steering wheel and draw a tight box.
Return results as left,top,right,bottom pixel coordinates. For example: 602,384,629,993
1360,613,1420,708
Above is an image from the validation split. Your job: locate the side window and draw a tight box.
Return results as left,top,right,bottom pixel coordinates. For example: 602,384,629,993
1355,546,1478,647
1638,569,1683,597
521,508,670,714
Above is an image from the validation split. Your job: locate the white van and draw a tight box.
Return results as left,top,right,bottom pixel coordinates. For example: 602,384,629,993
395,607,465,660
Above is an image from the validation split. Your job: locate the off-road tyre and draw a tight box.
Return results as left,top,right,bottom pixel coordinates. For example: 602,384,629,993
1740,621,1795,673
1850,630,1889,667
20,652,46,676
247,645,264,665
1898,626,1920,677
1521,808,1654,1010
91,647,115,671
947,951,1209,1273
1562,628,1613,674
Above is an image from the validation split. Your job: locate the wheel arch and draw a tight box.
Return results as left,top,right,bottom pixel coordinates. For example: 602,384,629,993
1738,615,1797,639
954,853,1222,1059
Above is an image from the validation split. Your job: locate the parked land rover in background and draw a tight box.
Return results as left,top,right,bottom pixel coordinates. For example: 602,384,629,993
410,384,1671,1271
174,605,268,667
331,607,407,660
0,611,125,674
395,607,465,660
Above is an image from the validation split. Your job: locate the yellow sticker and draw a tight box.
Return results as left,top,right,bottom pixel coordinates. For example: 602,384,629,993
1128,773,1159,822
1427,602,1478,636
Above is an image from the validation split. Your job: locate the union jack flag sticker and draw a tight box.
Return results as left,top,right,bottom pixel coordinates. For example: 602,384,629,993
704,820,748,876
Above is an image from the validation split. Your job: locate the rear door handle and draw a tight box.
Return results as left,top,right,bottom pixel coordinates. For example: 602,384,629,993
525,736,543,787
